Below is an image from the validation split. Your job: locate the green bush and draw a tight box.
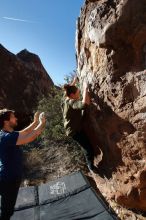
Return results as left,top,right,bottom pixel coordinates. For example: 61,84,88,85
37,86,67,142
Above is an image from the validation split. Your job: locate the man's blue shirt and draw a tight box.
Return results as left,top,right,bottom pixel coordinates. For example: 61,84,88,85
0,130,23,180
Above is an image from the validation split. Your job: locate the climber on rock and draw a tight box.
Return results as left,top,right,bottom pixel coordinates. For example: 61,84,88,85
0,110,46,220
62,76,98,174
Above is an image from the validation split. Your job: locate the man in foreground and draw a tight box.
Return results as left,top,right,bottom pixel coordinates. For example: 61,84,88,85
0,109,46,220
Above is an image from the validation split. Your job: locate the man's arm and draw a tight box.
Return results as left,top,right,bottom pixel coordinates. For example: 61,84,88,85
19,112,40,135
16,112,46,145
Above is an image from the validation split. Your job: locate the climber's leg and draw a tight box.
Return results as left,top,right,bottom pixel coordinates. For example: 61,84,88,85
72,130,98,173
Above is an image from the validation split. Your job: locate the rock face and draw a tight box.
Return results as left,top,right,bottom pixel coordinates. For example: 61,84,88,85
0,44,54,128
76,0,146,211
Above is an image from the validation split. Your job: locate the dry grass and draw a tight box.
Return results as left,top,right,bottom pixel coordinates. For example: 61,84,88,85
22,140,86,185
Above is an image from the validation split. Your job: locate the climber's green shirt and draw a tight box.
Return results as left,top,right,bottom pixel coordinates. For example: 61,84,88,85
62,97,87,136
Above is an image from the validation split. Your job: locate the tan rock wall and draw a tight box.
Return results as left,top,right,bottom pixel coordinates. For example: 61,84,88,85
76,0,146,210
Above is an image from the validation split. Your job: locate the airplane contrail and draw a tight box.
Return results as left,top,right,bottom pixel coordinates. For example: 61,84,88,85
2,16,37,23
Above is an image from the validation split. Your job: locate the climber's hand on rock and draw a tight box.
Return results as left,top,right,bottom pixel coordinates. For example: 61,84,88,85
70,75,79,86
34,112,40,123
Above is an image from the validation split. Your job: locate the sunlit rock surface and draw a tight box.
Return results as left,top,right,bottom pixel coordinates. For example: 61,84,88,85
76,0,146,211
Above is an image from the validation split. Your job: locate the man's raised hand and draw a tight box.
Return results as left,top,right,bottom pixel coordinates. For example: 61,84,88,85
39,112,46,124
34,112,40,123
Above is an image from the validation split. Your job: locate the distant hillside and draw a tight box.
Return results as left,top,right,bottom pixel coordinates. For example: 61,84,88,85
0,44,54,128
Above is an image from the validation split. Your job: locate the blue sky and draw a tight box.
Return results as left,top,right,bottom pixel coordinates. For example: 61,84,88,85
0,0,84,85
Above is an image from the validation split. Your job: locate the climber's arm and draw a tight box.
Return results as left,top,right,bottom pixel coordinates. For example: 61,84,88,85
70,76,79,86
82,81,90,105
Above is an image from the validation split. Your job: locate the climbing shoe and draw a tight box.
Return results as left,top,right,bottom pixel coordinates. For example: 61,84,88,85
87,164,99,174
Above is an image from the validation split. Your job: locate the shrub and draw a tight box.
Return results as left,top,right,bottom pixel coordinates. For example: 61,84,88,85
37,86,65,141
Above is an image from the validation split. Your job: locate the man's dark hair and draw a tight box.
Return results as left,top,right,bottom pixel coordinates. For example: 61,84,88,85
0,109,15,129
63,84,78,97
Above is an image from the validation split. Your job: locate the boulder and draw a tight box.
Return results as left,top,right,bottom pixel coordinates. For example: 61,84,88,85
76,0,146,211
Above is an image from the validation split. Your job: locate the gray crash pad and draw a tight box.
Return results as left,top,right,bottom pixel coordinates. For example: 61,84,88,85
11,207,39,220
38,171,90,205
15,186,37,210
1,171,118,220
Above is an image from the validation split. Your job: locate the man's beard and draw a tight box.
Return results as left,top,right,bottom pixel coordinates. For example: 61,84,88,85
10,121,18,129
